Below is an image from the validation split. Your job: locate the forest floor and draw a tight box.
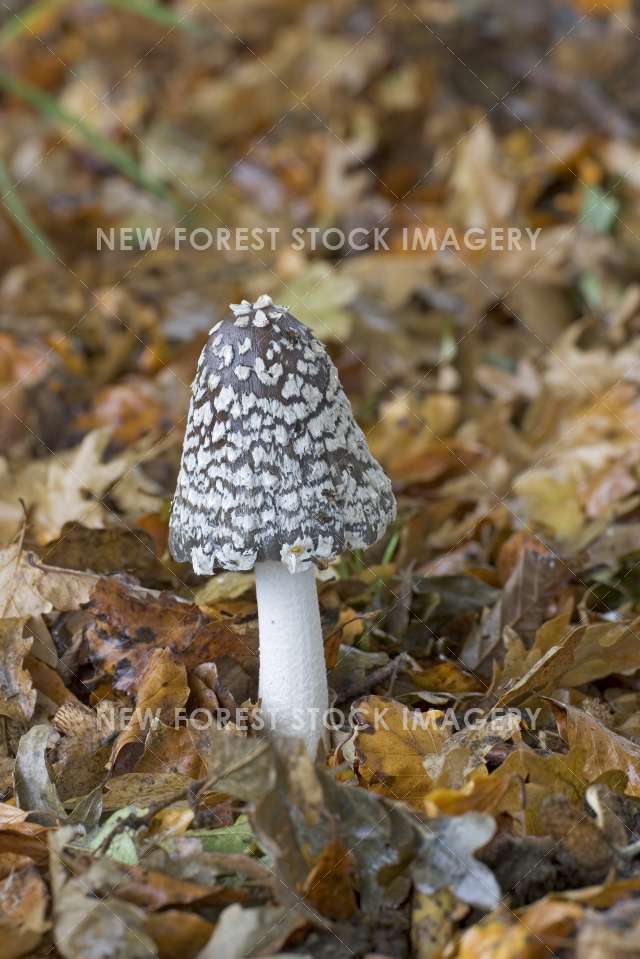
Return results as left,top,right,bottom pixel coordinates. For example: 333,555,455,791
3,1,640,957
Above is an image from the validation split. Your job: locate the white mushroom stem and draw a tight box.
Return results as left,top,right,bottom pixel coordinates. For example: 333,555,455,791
255,561,329,757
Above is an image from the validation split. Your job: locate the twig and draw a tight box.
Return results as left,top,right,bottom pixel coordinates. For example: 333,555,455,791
96,741,270,856
334,651,413,705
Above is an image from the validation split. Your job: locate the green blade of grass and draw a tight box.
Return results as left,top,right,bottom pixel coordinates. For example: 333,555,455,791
0,156,55,257
0,0,69,48
0,70,176,203
103,0,197,32
0,0,194,48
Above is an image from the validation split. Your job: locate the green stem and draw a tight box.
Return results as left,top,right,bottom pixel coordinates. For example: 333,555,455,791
0,156,55,258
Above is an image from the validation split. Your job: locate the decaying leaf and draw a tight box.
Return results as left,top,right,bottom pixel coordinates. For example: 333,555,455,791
5,5,640,955
274,264,357,341
102,773,193,812
413,814,500,911
0,429,156,544
456,897,584,959
14,724,66,825
110,648,190,773
353,696,449,807
0,540,98,619
43,522,173,587
0,855,49,959
550,699,640,797
82,578,258,693
49,828,157,959
145,910,213,959
252,741,499,916
411,888,468,959
575,899,640,959
195,902,309,959
0,804,50,865
0,619,35,722
353,696,520,805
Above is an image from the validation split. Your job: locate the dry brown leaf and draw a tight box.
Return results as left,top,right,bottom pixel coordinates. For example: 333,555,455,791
494,743,625,835
102,772,192,811
550,699,640,797
455,898,583,959
50,827,157,959
132,722,207,780
411,888,467,959
0,619,35,722
559,618,640,687
50,703,109,803
144,910,213,959
575,900,640,959
423,712,522,789
490,603,577,707
450,122,517,228
43,522,172,587
0,541,97,619
0,429,142,543
0,856,49,959
514,471,584,541
301,841,357,920
354,696,521,806
110,648,190,773
74,380,166,445
0,805,50,866
496,531,552,585
424,768,521,819
27,658,80,710
353,696,448,807
83,578,258,694
115,862,250,911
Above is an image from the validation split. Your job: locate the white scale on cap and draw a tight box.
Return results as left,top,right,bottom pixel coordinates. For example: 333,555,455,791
169,295,396,575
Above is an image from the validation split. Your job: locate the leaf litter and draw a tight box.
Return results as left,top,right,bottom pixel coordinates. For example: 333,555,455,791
5,1,640,957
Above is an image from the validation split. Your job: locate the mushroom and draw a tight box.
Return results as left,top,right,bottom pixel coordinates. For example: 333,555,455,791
169,294,396,755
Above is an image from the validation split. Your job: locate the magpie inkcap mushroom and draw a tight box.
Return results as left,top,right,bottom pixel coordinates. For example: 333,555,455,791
169,294,396,754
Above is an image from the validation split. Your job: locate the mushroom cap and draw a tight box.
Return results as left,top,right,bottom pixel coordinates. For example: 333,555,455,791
169,295,396,574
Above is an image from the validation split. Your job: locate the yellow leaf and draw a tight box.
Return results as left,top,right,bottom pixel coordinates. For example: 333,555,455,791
354,697,447,806
550,699,640,797
513,471,583,540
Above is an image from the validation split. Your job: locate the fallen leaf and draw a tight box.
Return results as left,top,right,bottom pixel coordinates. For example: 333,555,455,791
133,722,207,780
43,522,173,587
353,696,448,806
514,471,584,541
274,263,357,341
0,429,149,544
301,841,357,919
0,540,97,619
145,910,213,959
195,902,309,959
253,742,499,915
110,648,190,773
411,888,468,959
456,897,583,959
0,619,35,722
413,814,500,911
0,804,50,865
194,572,255,605
0,856,49,959
82,578,258,694
575,899,640,959
14,724,66,825
49,827,157,959
102,773,192,811
550,699,640,797
450,122,517,228
424,767,521,819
